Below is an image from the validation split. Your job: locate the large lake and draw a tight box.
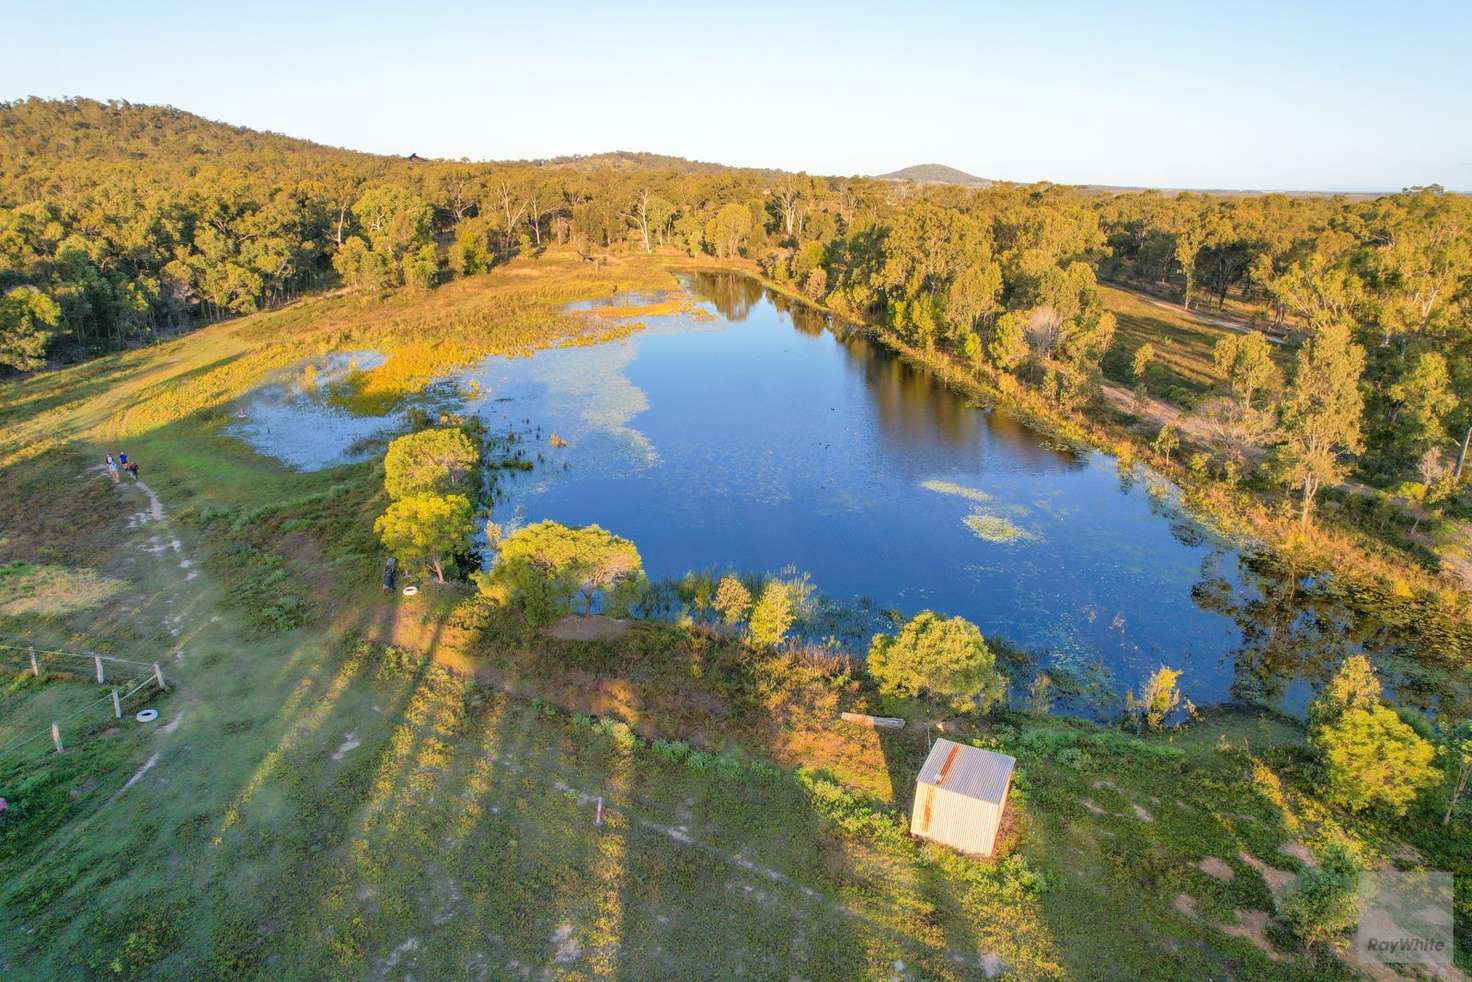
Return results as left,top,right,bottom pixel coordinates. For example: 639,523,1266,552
232,272,1450,716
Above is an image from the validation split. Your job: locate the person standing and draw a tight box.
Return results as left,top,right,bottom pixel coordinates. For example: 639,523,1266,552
106,454,119,484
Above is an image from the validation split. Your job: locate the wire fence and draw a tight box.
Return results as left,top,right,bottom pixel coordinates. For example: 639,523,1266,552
0,640,169,766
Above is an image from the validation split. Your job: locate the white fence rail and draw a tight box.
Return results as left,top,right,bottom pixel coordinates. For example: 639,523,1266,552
0,640,169,764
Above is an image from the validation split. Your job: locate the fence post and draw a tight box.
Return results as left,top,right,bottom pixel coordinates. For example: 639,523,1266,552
29,645,38,677
112,689,122,719
51,722,62,753
95,654,105,684
153,662,166,690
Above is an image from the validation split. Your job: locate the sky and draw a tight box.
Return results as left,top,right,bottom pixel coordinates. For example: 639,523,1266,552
5,1,1470,192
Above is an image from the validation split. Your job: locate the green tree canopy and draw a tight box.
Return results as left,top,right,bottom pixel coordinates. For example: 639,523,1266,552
1273,321,1365,525
867,611,1004,714
352,184,433,270
383,427,479,500
0,285,61,370
747,580,795,648
1130,342,1156,383
404,243,440,291
373,492,474,584
1386,351,1457,473
1309,656,1438,815
1212,332,1280,414
487,520,642,623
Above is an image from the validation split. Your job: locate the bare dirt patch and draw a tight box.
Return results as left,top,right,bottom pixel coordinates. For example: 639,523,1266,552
544,614,631,641
1173,894,1198,918
332,730,361,760
1278,841,1317,868
550,923,582,964
1195,857,1235,881
1237,849,1295,903
1221,909,1279,959
1388,841,1424,867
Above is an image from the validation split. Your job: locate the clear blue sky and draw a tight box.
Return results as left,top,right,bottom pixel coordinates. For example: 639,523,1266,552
5,1,1469,191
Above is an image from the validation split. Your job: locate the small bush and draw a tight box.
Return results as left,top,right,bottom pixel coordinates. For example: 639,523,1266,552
1054,747,1093,771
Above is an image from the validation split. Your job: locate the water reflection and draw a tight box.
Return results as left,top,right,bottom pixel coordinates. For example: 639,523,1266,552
1193,549,1469,717
228,271,1467,717
697,272,764,322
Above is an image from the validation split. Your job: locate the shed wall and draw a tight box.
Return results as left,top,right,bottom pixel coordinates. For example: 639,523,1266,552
911,785,1003,857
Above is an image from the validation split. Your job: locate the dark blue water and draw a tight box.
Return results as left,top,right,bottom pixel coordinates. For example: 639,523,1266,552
466,274,1253,709
235,273,1462,717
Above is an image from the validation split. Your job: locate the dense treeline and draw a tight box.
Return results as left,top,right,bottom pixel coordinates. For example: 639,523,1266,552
3,97,1471,518
1099,187,1472,490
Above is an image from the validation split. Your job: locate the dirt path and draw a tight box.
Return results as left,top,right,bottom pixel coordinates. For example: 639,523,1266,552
84,465,205,781
1099,383,1237,451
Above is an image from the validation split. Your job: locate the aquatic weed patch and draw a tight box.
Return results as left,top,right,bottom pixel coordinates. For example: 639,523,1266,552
963,511,1041,544
920,478,992,505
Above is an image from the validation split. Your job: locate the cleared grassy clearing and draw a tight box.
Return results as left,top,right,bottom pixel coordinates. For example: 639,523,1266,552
1099,284,1291,404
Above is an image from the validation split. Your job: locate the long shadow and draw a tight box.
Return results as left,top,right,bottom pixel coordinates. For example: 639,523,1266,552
198,613,455,973
0,357,136,425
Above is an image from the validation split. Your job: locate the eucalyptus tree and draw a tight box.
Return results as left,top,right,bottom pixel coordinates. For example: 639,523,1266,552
1274,321,1366,525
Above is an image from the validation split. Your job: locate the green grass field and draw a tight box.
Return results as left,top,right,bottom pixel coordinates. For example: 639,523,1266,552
0,252,1463,979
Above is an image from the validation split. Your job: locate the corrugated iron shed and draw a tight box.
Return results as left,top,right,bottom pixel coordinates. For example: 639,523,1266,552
910,738,1015,857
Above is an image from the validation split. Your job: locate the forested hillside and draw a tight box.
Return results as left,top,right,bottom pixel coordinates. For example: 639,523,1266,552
3,97,1471,513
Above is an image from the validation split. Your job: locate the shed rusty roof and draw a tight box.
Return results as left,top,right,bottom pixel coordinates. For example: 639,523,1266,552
916,738,1014,804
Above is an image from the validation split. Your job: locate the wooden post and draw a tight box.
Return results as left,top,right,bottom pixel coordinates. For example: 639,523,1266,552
153,662,166,690
51,722,62,753
29,645,38,677
112,689,122,719
95,655,104,684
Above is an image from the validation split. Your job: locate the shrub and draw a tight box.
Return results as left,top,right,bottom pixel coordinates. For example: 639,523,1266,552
1309,656,1439,815
747,581,794,648
1279,842,1360,952
1054,747,1093,771
1124,665,1190,731
713,575,753,627
867,611,1005,714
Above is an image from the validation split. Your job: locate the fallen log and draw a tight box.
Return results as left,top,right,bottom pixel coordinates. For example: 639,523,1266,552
840,711,905,730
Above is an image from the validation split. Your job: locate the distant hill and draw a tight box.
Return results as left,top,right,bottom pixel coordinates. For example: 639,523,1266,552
0,96,366,166
0,99,793,181
877,164,993,187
